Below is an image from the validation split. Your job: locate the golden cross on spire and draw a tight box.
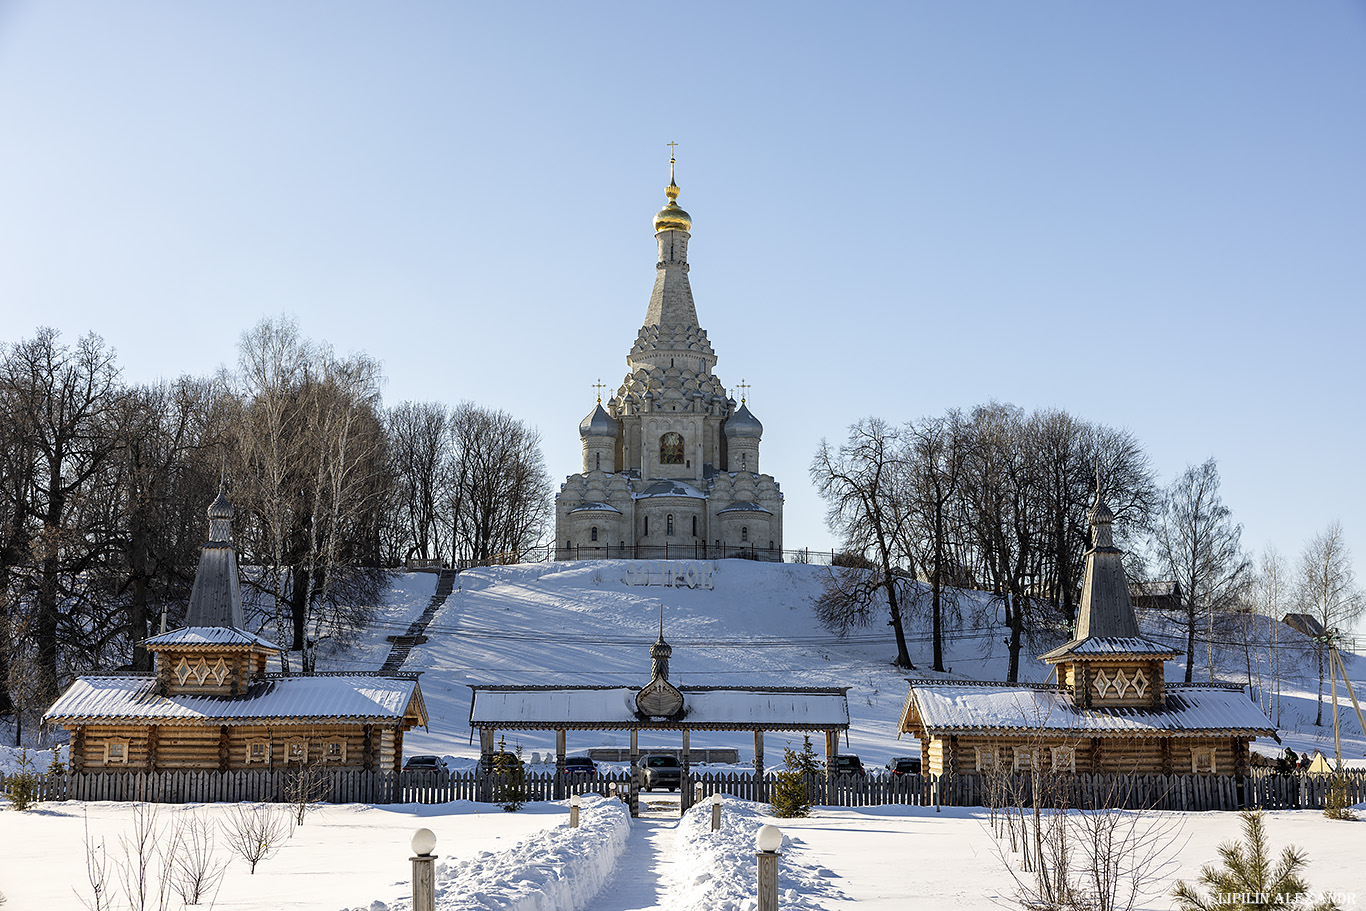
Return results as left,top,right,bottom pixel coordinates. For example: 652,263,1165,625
667,140,679,159
737,379,750,404
592,379,606,404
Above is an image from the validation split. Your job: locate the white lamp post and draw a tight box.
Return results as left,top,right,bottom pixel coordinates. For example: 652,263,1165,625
710,791,723,832
410,828,438,911
756,824,781,911
570,792,581,828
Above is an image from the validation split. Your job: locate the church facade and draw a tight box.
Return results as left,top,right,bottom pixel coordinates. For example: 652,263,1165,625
554,160,783,560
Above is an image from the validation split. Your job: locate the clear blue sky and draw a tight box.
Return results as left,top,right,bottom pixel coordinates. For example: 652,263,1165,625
2,2,1363,601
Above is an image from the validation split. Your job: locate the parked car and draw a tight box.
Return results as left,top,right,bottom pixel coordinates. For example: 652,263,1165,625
637,754,682,791
832,754,865,777
886,757,921,776
561,756,598,779
403,755,449,773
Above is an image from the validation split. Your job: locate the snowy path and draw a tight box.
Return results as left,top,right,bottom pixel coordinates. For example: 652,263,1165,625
590,801,682,911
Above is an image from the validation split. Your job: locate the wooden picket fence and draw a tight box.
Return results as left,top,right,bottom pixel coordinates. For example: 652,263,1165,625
5,767,1363,811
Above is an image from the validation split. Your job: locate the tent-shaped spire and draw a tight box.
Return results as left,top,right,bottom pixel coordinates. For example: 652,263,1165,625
185,484,245,629
1041,482,1175,663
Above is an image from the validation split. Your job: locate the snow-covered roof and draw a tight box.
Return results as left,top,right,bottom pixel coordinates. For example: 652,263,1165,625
633,480,708,500
717,501,772,515
43,674,427,727
1039,636,1177,662
568,502,623,514
144,626,281,651
898,681,1275,739
468,684,849,732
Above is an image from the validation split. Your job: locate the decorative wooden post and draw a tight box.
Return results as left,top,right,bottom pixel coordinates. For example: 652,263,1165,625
681,730,691,811
628,728,640,817
478,728,495,803
756,825,781,911
754,731,766,804
554,729,567,801
569,793,581,828
824,729,837,806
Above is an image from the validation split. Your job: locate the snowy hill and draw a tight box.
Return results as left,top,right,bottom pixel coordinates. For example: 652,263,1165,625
314,560,1366,770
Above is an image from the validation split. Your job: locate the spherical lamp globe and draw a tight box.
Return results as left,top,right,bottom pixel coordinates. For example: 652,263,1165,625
411,827,437,856
756,824,782,853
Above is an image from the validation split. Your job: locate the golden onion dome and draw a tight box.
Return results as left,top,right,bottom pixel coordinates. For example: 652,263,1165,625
653,175,692,234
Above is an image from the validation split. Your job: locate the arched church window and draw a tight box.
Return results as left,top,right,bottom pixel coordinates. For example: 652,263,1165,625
667,514,675,536
591,527,598,542
692,516,698,537
644,516,649,536
595,452,600,471
740,453,747,470
741,526,749,543
660,432,684,465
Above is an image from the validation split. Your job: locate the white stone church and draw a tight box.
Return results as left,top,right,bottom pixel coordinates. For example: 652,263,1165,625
554,160,783,561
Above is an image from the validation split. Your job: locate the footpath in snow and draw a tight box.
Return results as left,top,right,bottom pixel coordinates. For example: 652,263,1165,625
362,792,846,911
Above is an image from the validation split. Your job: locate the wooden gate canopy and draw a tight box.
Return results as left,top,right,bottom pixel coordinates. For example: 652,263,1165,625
468,684,850,733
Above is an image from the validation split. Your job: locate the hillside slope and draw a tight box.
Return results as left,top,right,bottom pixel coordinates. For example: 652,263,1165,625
317,560,1366,770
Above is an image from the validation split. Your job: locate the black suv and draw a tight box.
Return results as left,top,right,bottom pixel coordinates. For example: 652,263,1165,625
403,755,448,773
638,754,682,791
886,757,921,776
833,754,865,777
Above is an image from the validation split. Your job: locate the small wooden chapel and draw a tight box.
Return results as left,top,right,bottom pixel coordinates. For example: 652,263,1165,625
898,484,1275,777
44,489,427,774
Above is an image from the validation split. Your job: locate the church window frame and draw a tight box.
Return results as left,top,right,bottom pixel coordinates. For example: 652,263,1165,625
591,526,598,542
660,432,685,465
692,516,698,537
595,452,601,471
741,526,749,543
644,516,649,536
667,514,675,536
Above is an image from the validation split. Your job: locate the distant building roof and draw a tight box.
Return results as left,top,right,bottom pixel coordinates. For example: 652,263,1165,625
43,674,427,727
1040,635,1178,663
468,684,849,732
144,626,280,651
898,680,1275,739
1281,613,1328,639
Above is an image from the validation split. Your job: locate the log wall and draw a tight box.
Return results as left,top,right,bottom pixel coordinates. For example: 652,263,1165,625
64,722,405,773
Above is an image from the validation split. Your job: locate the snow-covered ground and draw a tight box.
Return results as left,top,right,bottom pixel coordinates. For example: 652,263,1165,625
4,561,1365,908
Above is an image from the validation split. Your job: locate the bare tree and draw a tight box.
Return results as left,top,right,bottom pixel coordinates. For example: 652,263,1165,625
1297,521,1364,726
220,803,290,874
446,403,552,565
386,400,450,564
1150,459,1251,683
810,418,915,668
903,412,971,673
0,329,122,708
169,813,229,906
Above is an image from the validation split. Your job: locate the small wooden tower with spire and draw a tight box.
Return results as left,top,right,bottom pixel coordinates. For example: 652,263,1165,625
44,489,427,780
898,481,1275,778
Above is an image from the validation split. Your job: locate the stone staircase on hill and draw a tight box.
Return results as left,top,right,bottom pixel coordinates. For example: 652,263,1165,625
380,568,458,674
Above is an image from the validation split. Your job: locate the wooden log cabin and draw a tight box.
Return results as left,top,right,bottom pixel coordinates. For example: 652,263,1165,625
44,490,427,775
898,486,1275,777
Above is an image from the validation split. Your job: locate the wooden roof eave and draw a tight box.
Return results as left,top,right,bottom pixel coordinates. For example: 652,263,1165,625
911,725,1275,739
467,720,848,734
48,714,416,727
404,683,430,731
